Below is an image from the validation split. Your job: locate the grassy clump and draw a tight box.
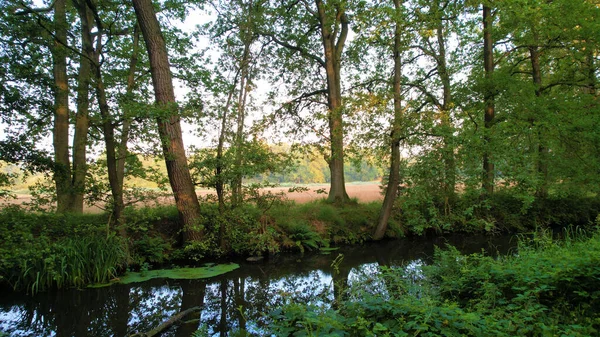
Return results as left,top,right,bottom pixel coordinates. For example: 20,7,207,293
268,230,600,336
0,207,126,294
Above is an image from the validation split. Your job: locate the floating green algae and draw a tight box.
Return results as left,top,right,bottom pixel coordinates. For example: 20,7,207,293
89,263,239,287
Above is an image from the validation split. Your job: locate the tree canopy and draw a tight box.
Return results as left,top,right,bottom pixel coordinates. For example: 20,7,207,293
1,0,599,242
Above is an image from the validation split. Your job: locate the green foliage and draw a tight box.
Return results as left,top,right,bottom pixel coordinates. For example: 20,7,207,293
283,221,327,253
267,232,600,336
133,234,172,265
122,206,179,265
225,204,281,256
0,207,126,293
397,190,600,235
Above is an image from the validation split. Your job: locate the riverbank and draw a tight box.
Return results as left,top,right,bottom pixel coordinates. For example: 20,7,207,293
1,191,599,295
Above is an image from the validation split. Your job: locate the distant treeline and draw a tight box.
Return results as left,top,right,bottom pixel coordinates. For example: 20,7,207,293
0,151,384,193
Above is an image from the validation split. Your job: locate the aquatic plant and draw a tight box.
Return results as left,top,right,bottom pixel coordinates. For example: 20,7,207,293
90,263,240,287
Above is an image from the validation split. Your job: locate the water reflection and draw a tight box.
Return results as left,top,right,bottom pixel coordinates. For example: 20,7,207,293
0,234,515,337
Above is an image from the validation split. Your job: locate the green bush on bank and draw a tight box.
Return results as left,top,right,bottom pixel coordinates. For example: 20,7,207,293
400,191,600,235
268,231,600,336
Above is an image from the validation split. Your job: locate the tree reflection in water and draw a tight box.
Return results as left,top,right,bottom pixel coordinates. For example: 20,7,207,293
0,234,514,336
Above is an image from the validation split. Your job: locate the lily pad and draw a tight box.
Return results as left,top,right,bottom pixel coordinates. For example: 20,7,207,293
319,247,339,252
120,264,240,284
89,263,239,287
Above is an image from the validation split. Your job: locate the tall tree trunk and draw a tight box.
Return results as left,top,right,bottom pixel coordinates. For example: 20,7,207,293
216,75,238,249
315,0,350,204
482,4,495,196
585,49,596,95
435,0,455,212
94,51,122,225
132,0,203,242
78,0,124,226
52,0,71,213
529,44,548,198
114,25,141,231
374,0,403,241
232,36,251,207
71,5,92,214
216,81,237,212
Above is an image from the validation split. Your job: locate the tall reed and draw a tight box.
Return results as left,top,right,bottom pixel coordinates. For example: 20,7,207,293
8,234,126,294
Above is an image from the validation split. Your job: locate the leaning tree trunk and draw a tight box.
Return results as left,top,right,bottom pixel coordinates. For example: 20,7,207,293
77,0,125,226
316,0,350,204
482,4,495,196
132,0,203,242
52,0,72,213
373,0,403,241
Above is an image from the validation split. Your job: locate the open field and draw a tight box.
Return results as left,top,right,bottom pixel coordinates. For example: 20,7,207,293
1,182,384,213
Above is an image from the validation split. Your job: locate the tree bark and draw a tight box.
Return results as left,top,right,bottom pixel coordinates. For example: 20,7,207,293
374,0,403,241
529,44,548,198
435,0,455,210
315,0,350,204
232,28,252,207
114,25,141,230
482,5,495,196
216,75,238,248
132,0,203,242
78,0,125,226
52,0,71,213
70,4,92,214
216,81,237,212
131,306,202,337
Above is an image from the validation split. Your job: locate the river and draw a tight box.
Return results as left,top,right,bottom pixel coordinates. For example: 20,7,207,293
0,234,516,337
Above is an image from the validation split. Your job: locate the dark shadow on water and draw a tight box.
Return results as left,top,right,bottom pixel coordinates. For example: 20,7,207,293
0,234,515,337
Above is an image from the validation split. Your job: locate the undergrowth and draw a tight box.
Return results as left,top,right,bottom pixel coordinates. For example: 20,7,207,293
268,229,600,336
0,207,126,294
1,192,599,294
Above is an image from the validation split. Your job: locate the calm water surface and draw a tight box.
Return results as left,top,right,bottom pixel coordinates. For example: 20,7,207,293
0,234,516,337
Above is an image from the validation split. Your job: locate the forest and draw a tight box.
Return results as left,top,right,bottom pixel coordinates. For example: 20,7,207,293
1,0,600,336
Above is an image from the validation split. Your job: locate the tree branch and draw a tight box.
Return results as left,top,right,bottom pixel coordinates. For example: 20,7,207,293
263,32,325,67
334,10,348,62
